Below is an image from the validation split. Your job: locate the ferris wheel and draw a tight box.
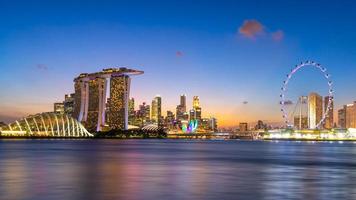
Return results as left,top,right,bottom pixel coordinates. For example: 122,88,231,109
280,61,334,129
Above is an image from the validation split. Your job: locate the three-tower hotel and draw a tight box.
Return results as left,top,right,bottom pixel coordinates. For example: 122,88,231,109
72,67,143,132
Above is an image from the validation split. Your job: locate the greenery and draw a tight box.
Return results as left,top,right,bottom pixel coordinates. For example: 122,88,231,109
94,129,167,139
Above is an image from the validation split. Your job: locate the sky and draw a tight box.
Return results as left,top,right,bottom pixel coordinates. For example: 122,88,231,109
1,0,356,127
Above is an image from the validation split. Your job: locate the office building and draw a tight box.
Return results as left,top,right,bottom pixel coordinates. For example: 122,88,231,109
308,92,323,129
151,95,162,124
338,106,347,129
64,93,75,116
346,102,356,128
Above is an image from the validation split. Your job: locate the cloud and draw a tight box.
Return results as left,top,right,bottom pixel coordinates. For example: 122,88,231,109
281,100,293,105
272,30,284,41
36,64,48,71
176,51,183,57
238,19,284,41
238,19,264,39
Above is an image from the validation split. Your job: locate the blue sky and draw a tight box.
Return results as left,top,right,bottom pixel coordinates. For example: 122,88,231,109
1,0,356,126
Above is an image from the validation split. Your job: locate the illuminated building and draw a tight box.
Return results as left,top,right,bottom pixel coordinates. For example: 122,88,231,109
181,94,186,111
239,123,248,132
294,116,308,129
193,96,200,109
182,112,189,121
324,96,334,129
210,117,218,132
338,105,346,128
138,102,150,122
73,67,143,131
190,96,202,122
128,98,135,125
151,95,162,124
107,76,128,130
54,102,64,113
308,92,323,129
85,78,106,131
165,111,175,129
346,102,356,128
189,109,195,120
195,107,202,121
64,93,75,116
176,94,186,121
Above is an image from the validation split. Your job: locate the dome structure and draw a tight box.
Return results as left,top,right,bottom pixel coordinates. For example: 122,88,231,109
0,112,93,137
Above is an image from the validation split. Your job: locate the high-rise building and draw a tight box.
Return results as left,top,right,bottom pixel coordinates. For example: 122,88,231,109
294,116,308,129
239,123,248,132
346,102,356,128
151,95,162,124
86,78,106,132
324,96,334,129
193,96,200,109
195,107,202,121
191,96,202,121
308,92,323,129
128,98,135,124
189,109,195,120
180,94,186,112
107,76,129,130
54,102,64,113
64,93,75,116
138,102,150,121
338,105,347,129
176,94,187,121
165,110,175,129
210,117,218,132
73,68,143,131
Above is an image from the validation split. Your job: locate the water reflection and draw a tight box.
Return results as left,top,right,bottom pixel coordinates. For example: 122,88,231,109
0,140,356,199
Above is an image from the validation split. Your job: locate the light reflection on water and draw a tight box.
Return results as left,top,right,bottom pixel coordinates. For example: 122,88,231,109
0,139,356,200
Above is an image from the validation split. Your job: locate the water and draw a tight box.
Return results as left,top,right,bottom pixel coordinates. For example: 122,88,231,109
1,139,356,200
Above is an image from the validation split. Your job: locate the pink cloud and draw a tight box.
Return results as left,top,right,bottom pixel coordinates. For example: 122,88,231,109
176,51,183,57
238,19,264,39
272,30,284,41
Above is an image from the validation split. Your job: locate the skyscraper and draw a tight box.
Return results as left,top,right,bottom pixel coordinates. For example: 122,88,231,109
165,110,175,129
64,93,75,116
308,92,323,129
86,77,106,132
338,105,347,129
193,96,200,109
294,116,308,129
192,96,202,121
324,96,334,129
151,95,162,124
128,98,135,125
176,94,186,121
346,102,356,128
107,76,129,130
180,94,186,112
189,109,195,120
73,67,143,131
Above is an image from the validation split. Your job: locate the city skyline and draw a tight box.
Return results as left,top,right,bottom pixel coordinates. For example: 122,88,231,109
2,1,356,127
